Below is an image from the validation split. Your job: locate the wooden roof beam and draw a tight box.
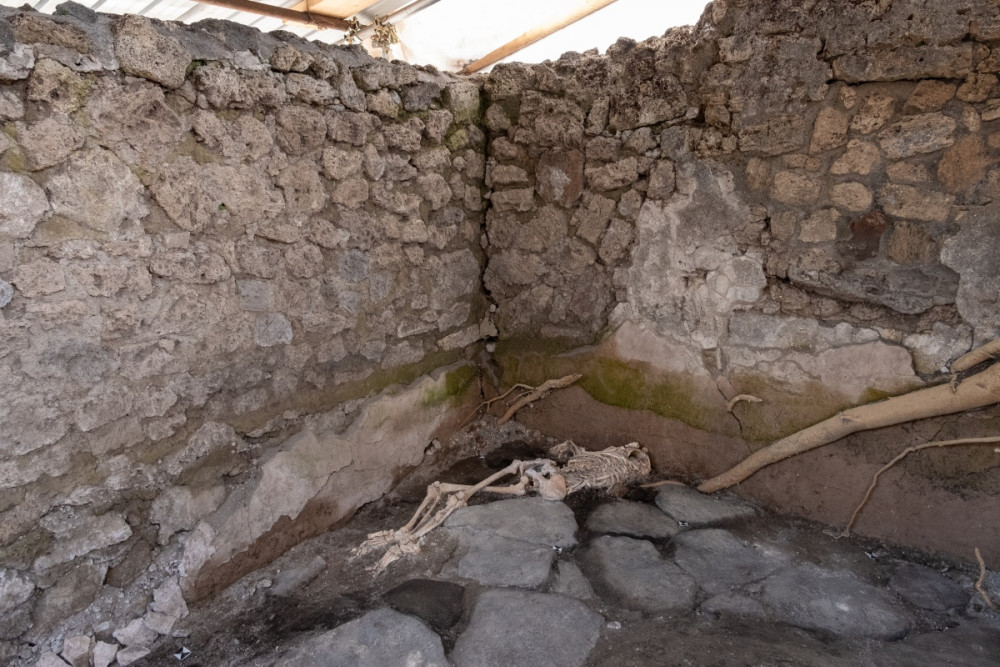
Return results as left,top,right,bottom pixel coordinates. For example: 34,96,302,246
460,0,620,74
188,0,351,31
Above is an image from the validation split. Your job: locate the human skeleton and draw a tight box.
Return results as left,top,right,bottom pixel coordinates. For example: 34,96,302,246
353,441,652,571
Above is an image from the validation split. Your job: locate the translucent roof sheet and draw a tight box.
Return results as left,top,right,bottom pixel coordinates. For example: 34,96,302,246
1,0,709,71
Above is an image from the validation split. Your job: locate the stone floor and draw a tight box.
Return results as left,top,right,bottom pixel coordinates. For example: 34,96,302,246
121,434,1000,667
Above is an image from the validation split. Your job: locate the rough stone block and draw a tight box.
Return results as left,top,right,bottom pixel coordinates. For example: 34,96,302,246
673,529,793,594
833,44,973,83
849,91,895,134
904,80,956,112
655,486,757,526
878,113,956,159
453,589,602,667
0,44,34,82
878,183,954,222
761,564,911,640
586,500,678,538
809,107,848,154
585,157,638,191
254,313,293,347
581,535,697,613
443,81,481,123
769,171,821,205
11,259,65,298
830,140,881,175
113,15,190,89
61,634,92,667
937,135,991,193
47,149,146,233
0,173,49,238
0,569,34,614
17,114,84,170
91,642,118,667
8,13,91,54
279,608,447,667
830,182,873,212
536,150,584,206
799,208,840,243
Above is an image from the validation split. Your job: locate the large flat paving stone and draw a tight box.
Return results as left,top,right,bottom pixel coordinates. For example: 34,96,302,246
761,564,912,640
655,486,757,526
673,528,793,593
888,561,969,611
581,535,697,613
452,589,603,667
452,531,555,587
586,500,678,538
550,561,595,600
444,497,578,547
276,607,447,667
384,579,465,631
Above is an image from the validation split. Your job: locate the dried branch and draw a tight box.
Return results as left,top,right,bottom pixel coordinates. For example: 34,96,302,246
498,374,582,424
462,374,583,426
975,547,997,610
727,394,762,413
838,436,1000,537
951,340,1000,373
698,360,1000,494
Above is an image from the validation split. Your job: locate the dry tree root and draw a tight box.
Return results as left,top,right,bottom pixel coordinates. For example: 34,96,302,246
975,547,997,611
498,374,582,424
462,374,582,426
838,436,1000,537
727,394,762,412
698,360,1000,494
952,340,1000,373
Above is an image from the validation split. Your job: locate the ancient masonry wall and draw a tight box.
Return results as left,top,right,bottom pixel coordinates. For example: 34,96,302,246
484,0,1000,570
0,4,488,655
4,0,1000,660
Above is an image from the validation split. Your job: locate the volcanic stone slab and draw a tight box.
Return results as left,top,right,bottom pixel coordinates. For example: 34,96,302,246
889,561,970,611
655,486,757,526
581,535,697,613
585,500,679,538
452,589,602,667
444,497,578,547
452,531,556,588
760,564,912,640
550,561,595,600
700,591,767,618
276,608,447,667
384,578,465,631
673,528,793,593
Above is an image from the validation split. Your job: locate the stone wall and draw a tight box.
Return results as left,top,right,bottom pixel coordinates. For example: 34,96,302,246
5,0,1000,661
0,4,486,657
483,0,1000,562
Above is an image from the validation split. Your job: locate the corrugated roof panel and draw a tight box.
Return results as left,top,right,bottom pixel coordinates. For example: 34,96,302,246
0,0,710,73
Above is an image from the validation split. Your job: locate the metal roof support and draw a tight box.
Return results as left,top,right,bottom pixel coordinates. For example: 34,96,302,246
184,0,351,30
460,0,619,74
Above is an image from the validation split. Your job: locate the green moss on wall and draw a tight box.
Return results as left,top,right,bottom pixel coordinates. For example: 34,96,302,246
495,338,734,434
423,363,478,407
225,350,468,436
495,337,927,448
